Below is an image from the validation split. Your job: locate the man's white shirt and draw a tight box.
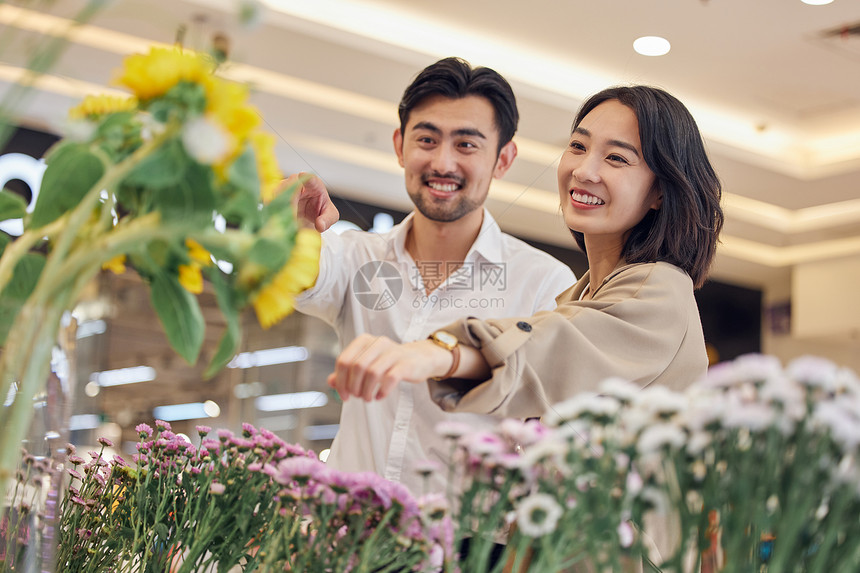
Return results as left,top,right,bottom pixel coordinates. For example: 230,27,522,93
295,209,575,495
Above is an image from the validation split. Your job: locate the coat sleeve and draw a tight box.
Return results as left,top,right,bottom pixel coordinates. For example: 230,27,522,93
427,264,700,419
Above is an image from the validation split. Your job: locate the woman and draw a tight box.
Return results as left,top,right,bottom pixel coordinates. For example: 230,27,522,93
329,85,723,419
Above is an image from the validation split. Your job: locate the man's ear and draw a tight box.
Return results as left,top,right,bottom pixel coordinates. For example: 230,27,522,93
492,140,517,179
392,129,405,168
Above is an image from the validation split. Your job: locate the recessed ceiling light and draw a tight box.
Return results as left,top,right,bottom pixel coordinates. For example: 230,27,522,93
633,36,671,57
801,0,833,5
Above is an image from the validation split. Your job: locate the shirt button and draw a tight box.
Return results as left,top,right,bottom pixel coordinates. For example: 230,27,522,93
516,321,532,332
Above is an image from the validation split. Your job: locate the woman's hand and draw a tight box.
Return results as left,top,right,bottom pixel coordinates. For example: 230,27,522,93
327,334,453,401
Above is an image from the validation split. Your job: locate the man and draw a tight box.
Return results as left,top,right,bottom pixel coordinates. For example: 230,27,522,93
290,57,574,496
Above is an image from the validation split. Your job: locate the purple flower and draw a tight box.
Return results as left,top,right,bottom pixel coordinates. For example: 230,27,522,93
242,422,257,437
230,437,254,451
112,455,128,467
209,481,226,495
97,437,114,448
154,419,172,432
68,455,85,465
216,429,234,441
458,431,507,458
67,468,83,480
273,456,327,485
196,425,211,437
66,443,77,455
135,423,153,438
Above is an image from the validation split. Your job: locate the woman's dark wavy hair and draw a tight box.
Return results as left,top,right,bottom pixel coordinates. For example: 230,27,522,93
569,86,723,288
398,57,518,155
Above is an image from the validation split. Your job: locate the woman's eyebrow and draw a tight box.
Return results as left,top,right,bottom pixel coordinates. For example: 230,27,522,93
573,126,640,158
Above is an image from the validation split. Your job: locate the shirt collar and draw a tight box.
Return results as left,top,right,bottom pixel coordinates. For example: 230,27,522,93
389,208,504,265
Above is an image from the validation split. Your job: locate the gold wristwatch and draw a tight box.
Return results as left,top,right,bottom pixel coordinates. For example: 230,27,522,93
428,330,460,381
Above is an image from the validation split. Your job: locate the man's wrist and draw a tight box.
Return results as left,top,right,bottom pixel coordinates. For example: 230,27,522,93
427,331,460,381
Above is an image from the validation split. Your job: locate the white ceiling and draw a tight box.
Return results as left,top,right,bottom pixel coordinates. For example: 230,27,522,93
3,0,860,290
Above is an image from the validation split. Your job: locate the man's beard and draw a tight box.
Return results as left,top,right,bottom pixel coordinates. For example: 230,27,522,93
408,189,482,223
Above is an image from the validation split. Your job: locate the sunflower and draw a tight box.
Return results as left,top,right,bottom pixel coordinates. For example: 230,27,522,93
114,47,213,101
203,76,260,150
249,131,282,203
185,239,213,266
177,263,203,294
102,254,127,275
252,229,321,329
68,94,138,120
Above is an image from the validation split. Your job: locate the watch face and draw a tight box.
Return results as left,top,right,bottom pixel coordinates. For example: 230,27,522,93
434,331,458,348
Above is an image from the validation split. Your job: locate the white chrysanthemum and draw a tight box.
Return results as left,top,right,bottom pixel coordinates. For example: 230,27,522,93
636,423,686,455
435,420,473,440
418,493,449,523
787,355,840,391
544,392,619,426
498,418,547,447
459,431,506,458
181,115,232,164
521,436,568,469
677,397,725,433
760,375,806,416
515,492,563,538
721,402,776,432
703,354,782,390
834,367,860,397
635,385,688,417
598,377,641,402
617,521,635,548
812,401,860,451
686,431,713,456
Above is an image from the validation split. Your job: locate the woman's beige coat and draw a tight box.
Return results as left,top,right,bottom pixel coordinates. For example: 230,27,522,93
428,261,708,418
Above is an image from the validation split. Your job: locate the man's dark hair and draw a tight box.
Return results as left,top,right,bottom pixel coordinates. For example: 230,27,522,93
398,57,518,154
568,85,724,289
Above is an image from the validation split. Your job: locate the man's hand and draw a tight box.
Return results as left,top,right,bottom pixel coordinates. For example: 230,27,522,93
285,173,340,232
328,334,453,402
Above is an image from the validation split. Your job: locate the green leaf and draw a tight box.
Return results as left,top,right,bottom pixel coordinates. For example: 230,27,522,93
29,142,104,228
152,160,215,223
0,189,27,221
217,187,260,229
203,271,241,379
149,270,204,364
123,138,187,190
247,237,288,272
0,232,9,258
227,145,260,197
0,253,46,346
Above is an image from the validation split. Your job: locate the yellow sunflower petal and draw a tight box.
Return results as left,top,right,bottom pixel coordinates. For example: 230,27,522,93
68,94,138,120
250,229,320,329
114,47,213,101
178,263,203,294
102,254,127,275
185,239,213,266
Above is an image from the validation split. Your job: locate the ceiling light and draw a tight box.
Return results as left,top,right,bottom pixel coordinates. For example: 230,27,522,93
255,390,328,412
801,0,833,5
152,401,219,422
69,414,101,431
76,319,107,339
91,366,156,387
227,346,308,368
633,36,671,56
